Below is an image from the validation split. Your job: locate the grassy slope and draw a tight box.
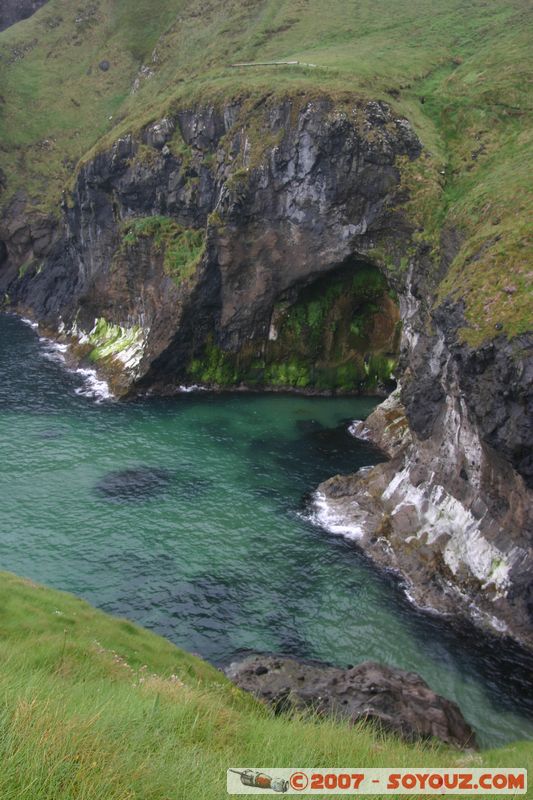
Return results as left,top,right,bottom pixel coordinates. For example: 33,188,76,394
0,571,531,800
0,0,531,343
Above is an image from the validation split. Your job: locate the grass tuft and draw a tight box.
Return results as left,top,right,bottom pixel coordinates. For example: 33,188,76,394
122,216,206,283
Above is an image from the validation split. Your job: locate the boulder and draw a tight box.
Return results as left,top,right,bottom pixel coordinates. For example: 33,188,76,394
226,654,477,749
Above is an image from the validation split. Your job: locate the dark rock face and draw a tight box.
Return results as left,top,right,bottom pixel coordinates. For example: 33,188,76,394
403,299,533,487
226,654,477,749
0,98,419,395
0,0,48,31
454,334,533,488
318,376,533,648
314,215,532,647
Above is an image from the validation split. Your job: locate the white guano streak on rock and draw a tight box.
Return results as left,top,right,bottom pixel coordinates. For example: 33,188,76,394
382,463,511,596
388,271,513,596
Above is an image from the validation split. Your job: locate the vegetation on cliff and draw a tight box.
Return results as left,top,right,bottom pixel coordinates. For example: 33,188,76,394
1,571,531,799
188,264,399,392
0,0,530,345
122,216,206,283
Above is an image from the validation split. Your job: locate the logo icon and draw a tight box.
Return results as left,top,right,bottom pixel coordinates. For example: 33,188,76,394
229,769,289,793
290,772,309,791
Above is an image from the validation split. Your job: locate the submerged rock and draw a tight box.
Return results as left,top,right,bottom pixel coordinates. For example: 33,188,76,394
176,476,213,498
38,428,65,440
226,654,477,750
93,466,212,503
94,466,172,503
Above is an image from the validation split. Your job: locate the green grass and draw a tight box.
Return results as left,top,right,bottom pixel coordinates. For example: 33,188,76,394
0,0,531,338
122,216,205,283
0,571,531,799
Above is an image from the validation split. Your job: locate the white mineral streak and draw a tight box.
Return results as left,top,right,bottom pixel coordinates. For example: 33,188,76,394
382,465,511,596
316,260,519,633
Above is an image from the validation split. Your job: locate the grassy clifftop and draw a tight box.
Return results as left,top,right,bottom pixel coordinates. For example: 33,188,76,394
0,571,530,799
0,1,531,339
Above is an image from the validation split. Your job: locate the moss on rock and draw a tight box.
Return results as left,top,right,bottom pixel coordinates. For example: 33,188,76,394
88,317,144,367
187,263,399,393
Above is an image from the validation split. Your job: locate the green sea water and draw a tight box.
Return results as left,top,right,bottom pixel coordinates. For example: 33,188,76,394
1,313,533,748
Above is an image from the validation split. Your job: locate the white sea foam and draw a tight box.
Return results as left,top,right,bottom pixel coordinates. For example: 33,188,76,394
33,329,114,403
308,490,365,540
74,367,114,403
21,317,38,330
178,384,208,393
40,338,69,363
348,419,372,440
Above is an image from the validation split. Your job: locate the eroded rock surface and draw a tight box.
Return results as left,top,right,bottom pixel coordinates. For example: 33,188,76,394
316,371,533,647
0,98,418,395
226,654,477,749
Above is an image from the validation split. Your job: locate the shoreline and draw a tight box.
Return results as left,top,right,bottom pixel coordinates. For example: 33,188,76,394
14,310,391,401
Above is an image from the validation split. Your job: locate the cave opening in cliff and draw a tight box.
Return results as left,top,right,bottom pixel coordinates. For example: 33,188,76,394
262,260,401,394
186,259,401,394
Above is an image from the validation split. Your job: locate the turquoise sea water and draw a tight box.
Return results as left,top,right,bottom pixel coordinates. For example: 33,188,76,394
1,313,533,748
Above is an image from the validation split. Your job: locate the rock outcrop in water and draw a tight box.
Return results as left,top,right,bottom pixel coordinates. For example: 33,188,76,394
316,308,532,648
226,654,477,749
0,95,531,651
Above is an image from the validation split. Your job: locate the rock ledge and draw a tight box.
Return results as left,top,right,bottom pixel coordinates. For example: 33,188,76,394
226,654,477,749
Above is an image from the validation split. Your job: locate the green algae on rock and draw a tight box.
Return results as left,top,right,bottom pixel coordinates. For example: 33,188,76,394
187,263,400,393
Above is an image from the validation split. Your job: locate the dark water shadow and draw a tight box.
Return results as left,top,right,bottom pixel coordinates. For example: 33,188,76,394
93,466,214,504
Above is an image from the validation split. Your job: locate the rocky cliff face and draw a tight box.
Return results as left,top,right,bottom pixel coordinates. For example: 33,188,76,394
1,98,415,394
0,0,48,31
0,94,531,649
316,285,533,647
